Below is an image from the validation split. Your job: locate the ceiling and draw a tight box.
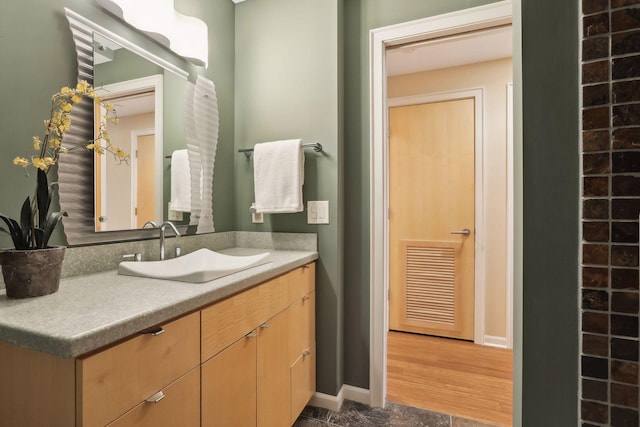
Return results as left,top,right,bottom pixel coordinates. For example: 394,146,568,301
109,93,155,117
386,25,513,76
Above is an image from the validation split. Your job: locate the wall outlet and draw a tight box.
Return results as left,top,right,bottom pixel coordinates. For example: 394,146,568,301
252,211,264,223
307,201,329,224
168,205,183,221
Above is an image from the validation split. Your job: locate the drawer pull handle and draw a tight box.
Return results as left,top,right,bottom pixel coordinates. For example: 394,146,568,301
303,350,312,357
145,327,165,336
145,391,165,403
302,265,311,269
246,331,257,338
302,295,311,301
260,322,270,329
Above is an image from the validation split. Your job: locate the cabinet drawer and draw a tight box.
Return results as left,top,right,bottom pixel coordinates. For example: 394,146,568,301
286,263,315,304
290,343,316,425
77,312,200,427
201,274,290,362
289,291,315,364
107,367,200,427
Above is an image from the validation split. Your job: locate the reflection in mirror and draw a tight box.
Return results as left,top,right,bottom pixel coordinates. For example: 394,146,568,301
93,50,164,230
63,8,195,244
93,33,165,232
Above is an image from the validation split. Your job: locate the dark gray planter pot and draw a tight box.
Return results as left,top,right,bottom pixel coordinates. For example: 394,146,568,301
0,246,66,299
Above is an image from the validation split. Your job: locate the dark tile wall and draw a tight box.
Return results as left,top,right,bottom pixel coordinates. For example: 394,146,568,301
582,0,640,425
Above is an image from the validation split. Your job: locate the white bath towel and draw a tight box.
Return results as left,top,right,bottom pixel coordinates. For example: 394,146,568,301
253,139,304,213
169,149,191,212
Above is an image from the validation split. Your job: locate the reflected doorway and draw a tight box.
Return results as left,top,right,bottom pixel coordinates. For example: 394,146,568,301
94,75,164,232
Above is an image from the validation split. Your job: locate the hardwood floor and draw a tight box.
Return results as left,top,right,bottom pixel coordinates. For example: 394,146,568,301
387,331,513,426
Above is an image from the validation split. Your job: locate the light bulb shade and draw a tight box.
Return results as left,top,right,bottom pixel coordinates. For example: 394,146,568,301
96,0,208,67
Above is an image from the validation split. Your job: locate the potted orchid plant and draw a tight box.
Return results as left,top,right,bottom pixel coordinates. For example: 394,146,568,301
0,81,127,298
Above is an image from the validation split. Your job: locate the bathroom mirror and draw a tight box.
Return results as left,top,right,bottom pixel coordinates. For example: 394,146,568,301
61,8,195,244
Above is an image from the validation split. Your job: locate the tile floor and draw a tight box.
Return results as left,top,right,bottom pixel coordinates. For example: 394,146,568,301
294,400,500,427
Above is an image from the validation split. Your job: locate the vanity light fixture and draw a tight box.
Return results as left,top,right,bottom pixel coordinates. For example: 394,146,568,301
96,0,208,67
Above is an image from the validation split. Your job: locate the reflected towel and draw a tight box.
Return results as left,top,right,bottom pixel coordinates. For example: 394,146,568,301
253,139,304,213
169,149,191,212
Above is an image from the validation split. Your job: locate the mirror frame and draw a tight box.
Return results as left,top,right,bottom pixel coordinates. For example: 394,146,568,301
62,8,188,245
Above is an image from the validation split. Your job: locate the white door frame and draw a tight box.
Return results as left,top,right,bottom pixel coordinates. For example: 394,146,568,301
369,0,513,408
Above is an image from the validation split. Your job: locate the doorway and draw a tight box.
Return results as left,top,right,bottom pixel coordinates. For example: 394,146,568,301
369,0,514,412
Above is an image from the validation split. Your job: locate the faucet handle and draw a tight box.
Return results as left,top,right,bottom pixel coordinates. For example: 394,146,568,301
122,253,142,262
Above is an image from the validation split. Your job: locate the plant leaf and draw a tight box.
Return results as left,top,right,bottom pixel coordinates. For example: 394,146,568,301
0,213,27,249
37,169,49,228
34,227,44,249
19,196,32,247
42,211,66,248
47,180,59,220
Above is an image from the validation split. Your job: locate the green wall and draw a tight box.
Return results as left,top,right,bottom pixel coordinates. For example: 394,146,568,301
521,0,579,425
234,0,344,394
0,0,236,247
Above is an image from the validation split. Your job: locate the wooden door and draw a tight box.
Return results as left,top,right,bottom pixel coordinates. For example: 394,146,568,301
389,98,475,340
257,308,291,427
201,333,257,427
136,134,155,228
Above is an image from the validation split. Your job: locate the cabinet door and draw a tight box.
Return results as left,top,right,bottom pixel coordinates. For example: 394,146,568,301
257,308,291,427
289,292,316,423
289,291,315,364
202,332,257,427
0,341,75,427
290,343,316,424
107,367,200,427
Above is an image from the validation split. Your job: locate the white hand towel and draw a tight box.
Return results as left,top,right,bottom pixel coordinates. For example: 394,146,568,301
253,139,304,213
169,149,191,212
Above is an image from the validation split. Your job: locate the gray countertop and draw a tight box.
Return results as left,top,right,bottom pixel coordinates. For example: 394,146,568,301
0,247,317,358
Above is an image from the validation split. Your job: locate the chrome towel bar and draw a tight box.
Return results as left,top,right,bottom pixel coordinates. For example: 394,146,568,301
238,142,323,158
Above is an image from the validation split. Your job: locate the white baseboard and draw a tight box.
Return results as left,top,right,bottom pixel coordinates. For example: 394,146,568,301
309,385,371,412
483,335,508,349
342,385,370,405
309,389,343,412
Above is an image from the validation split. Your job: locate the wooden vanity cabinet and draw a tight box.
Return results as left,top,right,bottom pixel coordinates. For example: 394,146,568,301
0,262,315,427
201,263,316,427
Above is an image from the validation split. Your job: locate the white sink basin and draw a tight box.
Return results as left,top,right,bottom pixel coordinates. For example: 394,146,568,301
118,249,272,283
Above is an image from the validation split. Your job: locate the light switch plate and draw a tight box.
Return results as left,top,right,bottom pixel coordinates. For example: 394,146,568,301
307,201,329,224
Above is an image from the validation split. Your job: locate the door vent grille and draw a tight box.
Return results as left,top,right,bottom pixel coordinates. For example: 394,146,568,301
402,241,460,329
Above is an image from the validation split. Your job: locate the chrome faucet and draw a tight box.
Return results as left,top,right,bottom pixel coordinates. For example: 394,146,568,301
142,220,158,229
159,221,181,260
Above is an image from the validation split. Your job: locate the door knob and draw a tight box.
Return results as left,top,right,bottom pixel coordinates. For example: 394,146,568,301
450,228,471,235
